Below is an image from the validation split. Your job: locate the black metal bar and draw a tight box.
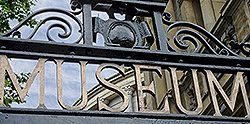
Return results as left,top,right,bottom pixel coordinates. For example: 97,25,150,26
152,11,168,51
83,4,93,46
0,38,250,72
0,107,249,124
79,0,167,12
1,49,250,72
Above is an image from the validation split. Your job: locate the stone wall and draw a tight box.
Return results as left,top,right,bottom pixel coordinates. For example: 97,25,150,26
232,1,250,42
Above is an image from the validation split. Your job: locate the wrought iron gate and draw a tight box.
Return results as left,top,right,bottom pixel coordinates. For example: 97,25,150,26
0,0,250,123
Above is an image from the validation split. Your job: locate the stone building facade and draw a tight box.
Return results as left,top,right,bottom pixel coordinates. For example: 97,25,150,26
86,0,250,117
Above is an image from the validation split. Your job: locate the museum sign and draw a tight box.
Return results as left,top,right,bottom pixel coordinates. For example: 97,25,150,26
0,0,250,123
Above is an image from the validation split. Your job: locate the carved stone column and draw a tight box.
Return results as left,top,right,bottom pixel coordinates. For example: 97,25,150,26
199,0,217,31
181,0,197,23
123,85,135,112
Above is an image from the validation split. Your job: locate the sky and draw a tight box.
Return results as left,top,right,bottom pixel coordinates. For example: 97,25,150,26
10,0,117,109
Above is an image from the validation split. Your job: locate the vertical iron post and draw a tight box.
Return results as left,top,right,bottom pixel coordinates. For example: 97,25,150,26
152,11,168,51
83,4,93,46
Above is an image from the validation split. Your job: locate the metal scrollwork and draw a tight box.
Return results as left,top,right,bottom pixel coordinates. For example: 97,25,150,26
70,0,83,15
92,2,154,49
162,12,239,56
2,8,83,43
240,45,250,57
233,34,250,56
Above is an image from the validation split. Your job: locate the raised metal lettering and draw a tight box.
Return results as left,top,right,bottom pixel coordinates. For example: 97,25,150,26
96,63,129,112
205,70,250,117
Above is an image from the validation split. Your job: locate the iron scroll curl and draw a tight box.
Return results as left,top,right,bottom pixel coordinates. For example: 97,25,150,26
1,7,84,44
162,12,239,56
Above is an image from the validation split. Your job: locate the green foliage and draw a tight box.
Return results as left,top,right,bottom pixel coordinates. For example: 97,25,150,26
0,0,36,106
4,73,31,107
0,0,37,34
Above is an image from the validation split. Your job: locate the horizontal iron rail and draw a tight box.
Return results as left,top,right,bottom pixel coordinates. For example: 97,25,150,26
79,0,167,12
0,107,250,123
0,37,249,72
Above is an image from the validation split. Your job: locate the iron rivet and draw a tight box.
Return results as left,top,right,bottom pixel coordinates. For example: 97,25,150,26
126,56,131,59
70,51,75,55
179,59,184,63
0,46,6,49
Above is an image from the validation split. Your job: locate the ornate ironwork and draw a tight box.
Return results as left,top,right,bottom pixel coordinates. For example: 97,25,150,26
1,2,248,56
2,7,83,43
162,12,239,56
0,0,250,119
232,34,250,57
0,0,248,56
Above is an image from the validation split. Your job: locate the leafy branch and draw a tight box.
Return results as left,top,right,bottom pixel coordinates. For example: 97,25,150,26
4,73,31,107
0,0,37,34
1,0,36,106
